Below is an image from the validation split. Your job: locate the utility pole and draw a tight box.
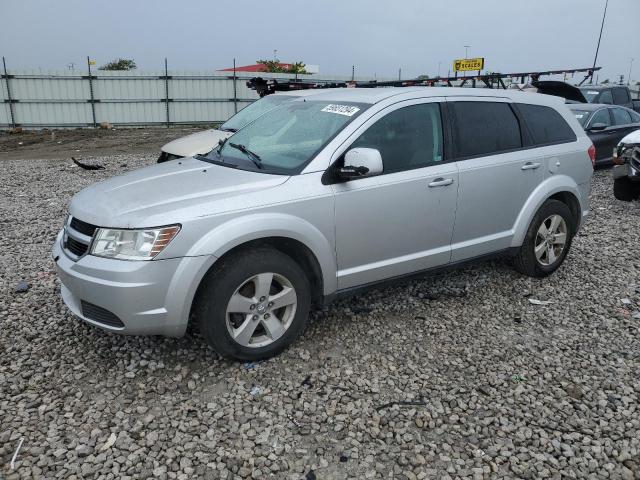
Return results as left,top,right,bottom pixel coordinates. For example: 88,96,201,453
463,46,470,78
591,0,609,84
628,58,634,86
437,61,441,78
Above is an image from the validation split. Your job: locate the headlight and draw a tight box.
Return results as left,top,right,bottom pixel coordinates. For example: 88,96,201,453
90,225,180,260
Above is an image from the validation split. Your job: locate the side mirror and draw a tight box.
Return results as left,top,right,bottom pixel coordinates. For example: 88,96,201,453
338,148,383,180
589,123,608,131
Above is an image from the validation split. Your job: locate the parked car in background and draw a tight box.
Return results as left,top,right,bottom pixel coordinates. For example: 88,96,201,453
568,104,640,165
578,85,639,112
53,87,593,360
157,91,320,162
612,129,640,201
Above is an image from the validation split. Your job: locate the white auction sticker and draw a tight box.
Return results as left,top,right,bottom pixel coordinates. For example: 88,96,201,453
321,104,360,116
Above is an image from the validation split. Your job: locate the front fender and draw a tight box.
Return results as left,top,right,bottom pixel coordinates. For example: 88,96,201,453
185,213,337,294
511,175,584,247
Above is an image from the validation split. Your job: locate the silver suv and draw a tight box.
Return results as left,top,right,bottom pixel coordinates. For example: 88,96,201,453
53,87,593,360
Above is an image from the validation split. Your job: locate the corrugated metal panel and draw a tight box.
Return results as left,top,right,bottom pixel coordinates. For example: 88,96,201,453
0,69,378,129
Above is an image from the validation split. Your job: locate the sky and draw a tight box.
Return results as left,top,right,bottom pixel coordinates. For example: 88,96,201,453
1,0,638,84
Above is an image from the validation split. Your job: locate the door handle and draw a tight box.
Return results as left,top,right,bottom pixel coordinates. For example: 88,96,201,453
428,177,454,187
521,162,541,170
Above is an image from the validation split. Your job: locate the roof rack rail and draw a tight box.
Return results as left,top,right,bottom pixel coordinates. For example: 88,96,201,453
247,66,601,97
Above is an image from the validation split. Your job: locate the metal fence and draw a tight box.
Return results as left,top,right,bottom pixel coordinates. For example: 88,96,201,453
0,58,383,129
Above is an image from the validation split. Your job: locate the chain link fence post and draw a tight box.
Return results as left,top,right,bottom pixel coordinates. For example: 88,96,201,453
2,57,17,128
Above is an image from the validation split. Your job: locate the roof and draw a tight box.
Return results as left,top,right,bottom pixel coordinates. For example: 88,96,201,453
577,85,623,90
220,63,297,73
289,86,567,106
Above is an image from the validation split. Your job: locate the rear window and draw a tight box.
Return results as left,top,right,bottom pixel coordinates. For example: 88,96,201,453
450,102,522,158
519,104,577,145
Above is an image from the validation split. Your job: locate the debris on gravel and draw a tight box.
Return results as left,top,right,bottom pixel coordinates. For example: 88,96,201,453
1,153,639,479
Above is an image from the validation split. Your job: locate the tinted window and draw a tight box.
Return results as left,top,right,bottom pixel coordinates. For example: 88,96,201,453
612,88,630,104
519,104,576,145
451,102,521,157
631,110,640,123
611,107,632,125
599,90,613,104
351,103,443,173
589,109,611,127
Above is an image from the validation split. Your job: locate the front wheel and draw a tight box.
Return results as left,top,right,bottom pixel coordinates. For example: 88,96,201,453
194,248,311,361
613,177,640,202
513,199,575,278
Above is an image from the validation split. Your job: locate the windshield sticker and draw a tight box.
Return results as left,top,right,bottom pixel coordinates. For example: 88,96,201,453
321,104,360,116
587,91,599,95
574,114,585,118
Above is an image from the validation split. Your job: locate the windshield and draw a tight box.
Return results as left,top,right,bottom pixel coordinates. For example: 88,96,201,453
570,109,591,127
220,95,296,132
579,88,600,103
206,100,367,174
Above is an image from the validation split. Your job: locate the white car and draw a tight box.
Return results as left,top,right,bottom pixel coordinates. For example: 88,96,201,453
158,91,321,162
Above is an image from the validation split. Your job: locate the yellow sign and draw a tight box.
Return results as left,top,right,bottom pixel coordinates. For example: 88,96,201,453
88,60,96,65
453,57,484,72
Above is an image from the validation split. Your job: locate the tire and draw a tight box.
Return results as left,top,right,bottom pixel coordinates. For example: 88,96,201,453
513,199,574,278
194,247,311,361
613,177,640,202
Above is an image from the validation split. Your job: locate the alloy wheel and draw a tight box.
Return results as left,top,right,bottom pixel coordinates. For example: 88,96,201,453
534,214,568,266
225,272,297,348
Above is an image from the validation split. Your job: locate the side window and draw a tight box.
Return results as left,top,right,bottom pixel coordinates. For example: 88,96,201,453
518,104,576,145
350,103,444,174
630,110,640,123
450,101,521,157
589,109,612,127
611,108,632,126
599,90,613,104
612,88,630,104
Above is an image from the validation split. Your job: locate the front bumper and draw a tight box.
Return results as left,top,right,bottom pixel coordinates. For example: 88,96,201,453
52,230,214,337
612,163,640,181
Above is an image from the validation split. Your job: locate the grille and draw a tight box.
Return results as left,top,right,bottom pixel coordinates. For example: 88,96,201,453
81,301,124,328
65,236,89,257
70,217,97,237
630,146,640,170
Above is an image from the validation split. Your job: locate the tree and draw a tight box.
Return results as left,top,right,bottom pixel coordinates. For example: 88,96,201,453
602,78,610,84
417,74,430,80
99,58,137,71
256,59,307,74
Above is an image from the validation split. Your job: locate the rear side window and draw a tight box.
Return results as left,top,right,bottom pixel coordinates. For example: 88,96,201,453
631,110,640,123
612,88,630,104
450,102,521,158
611,108,632,125
518,104,577,145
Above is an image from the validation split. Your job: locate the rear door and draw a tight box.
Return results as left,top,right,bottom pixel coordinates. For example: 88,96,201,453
611,107,639,141
447,98,543,261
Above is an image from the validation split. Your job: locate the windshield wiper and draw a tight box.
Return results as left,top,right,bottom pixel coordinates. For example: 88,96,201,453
228,142,263,169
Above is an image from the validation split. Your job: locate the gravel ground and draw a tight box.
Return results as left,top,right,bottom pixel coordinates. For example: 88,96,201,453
1,155,640,480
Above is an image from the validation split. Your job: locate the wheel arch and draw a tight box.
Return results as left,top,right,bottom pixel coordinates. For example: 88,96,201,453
512,175,584,247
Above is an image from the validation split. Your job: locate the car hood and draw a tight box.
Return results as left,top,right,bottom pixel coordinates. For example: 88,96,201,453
619,129,640,146
69,158,289,227
161,129,233,157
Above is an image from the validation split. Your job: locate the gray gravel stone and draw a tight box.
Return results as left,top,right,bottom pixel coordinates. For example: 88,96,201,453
0,155,639,479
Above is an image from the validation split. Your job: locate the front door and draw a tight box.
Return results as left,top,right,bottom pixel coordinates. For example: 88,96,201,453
332,99,458,290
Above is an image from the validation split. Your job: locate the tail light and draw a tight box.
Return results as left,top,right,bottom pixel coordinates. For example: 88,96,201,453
588,144,596,168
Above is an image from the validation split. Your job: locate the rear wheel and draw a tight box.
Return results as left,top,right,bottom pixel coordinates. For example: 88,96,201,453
194,248,311,361
613,177,640,202
514,199,574,278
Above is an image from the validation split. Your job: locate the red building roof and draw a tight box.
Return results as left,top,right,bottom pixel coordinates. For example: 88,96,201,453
219,63,294,73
